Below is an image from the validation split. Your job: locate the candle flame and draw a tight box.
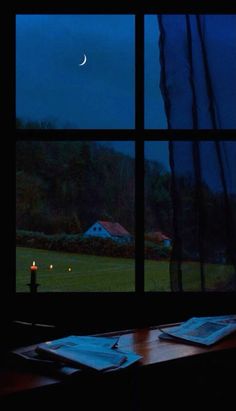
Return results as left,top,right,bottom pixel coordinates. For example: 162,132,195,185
31,260,38,270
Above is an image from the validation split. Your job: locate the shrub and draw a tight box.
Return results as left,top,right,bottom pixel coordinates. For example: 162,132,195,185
16,230,171,260
16,230,136,258
145,241,171,260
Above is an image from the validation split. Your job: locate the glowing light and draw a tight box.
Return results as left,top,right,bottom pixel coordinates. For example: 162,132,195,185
49,264,53,269
30,261,38,270
68,267,72,272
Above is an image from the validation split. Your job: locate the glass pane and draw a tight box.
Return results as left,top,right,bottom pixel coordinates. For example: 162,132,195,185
145,14,236,129
16,15,135,129
145,141,172,290
172,141,236,291
145,141,236,292
16,141,135,291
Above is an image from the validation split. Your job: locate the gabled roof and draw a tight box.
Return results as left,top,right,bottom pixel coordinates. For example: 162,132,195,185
98,221,130,236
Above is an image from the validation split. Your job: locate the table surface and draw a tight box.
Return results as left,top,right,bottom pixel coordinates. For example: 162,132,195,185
1,323,236,397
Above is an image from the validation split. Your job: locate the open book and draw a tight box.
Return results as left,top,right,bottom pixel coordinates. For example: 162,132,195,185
159,315,236,346
35,335,141,371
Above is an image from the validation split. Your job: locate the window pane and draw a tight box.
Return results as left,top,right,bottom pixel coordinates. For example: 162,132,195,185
145,15,236,129
171,141,236,291
145,141,172,290
16,15,135,129
16,141,135,291
145,141,236,292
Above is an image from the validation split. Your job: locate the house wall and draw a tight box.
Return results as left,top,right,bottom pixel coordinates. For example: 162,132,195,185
83,222,111,238
163,239,171,247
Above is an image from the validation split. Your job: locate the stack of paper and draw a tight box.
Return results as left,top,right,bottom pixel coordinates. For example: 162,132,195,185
35,335,142,371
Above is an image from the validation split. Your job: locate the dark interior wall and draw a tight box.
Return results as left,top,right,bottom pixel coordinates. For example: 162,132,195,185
13,292,236,334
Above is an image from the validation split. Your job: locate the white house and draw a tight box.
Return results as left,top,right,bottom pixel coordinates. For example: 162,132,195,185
83,221,132,243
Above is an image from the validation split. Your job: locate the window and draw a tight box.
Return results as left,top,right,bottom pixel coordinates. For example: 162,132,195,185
15,13,136,296
11,8,236,329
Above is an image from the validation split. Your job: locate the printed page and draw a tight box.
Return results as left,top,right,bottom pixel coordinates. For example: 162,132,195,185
160,315,236,346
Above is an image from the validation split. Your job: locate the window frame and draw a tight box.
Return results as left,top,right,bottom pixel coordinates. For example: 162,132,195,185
10,4,236,332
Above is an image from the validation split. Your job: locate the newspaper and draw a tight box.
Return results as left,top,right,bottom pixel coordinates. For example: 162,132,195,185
35,334,142,371
159,315,236,346
12,334,142,373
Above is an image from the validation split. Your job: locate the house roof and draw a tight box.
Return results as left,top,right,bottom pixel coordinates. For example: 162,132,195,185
146,231,171,242
98,221,130,237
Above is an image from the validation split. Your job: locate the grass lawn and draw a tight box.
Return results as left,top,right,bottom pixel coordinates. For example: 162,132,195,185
16,247,135,292
16,247,234,292
145,260,234,291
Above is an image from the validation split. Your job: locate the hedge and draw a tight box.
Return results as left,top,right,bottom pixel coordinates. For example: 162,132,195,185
16,230,171,260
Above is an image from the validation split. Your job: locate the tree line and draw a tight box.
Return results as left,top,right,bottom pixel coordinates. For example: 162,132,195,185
16,132,235,264
16,140,172,237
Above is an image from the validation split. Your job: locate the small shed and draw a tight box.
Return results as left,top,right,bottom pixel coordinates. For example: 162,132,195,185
145,231,172,247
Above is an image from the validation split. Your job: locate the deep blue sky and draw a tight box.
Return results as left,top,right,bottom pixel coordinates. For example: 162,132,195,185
16,15,135,129
145,15,236,129
145,15,167,129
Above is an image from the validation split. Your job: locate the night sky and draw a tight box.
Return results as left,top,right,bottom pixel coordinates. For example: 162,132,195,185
145,15,167,129
16,15,135,129
145,14,236,129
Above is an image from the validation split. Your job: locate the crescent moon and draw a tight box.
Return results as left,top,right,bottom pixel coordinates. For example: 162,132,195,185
79,54,87,66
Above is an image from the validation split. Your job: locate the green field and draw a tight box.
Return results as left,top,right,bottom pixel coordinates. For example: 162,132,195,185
16,247,233,292
16,247,135,292
146,260,233,291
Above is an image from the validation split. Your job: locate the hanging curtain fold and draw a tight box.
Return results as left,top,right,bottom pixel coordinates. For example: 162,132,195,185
158,15,236,129
169,141,236,291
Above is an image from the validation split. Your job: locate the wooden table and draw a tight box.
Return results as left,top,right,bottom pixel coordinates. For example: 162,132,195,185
107,324,236,366
1,324,236,403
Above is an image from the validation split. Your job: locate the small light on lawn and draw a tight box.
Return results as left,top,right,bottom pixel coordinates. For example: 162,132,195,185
49,264,53,269
68,267,72,272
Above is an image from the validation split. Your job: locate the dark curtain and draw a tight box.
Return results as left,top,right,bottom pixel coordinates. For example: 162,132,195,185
158,15,236,129
169,141,236,291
